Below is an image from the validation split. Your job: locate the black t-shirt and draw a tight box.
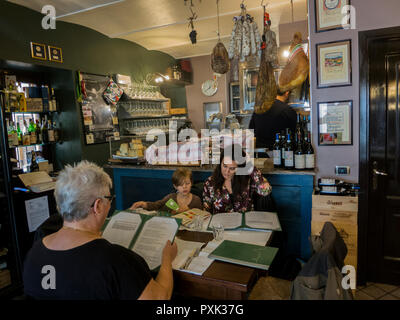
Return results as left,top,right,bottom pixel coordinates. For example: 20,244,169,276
23,238,152,300
249,99,297,149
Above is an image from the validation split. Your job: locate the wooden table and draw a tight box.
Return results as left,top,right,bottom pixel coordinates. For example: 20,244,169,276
173,230,269,300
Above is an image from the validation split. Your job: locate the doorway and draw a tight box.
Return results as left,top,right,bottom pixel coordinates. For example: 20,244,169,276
359,27,400,285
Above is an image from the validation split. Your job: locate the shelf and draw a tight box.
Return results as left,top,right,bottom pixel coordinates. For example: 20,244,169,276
5,110,59,114
160,79,191,88
119,114,172,120
9,142,58,148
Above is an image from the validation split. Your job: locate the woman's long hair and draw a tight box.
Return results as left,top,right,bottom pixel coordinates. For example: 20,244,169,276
211,144,250,199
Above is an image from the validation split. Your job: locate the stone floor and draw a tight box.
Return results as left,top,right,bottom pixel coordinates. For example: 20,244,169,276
248,276,400,300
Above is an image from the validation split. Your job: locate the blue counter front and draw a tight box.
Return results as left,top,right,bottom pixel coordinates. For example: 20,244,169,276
110,164,314,260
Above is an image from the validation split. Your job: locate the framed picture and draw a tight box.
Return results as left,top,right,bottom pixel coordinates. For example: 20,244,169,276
30,42,47,60
316,39,352,88
48,45,63,63
318,100,352,145
204,102,222,129
315,0,351,33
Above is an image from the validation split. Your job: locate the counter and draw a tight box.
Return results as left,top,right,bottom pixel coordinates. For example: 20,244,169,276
106,163,315,260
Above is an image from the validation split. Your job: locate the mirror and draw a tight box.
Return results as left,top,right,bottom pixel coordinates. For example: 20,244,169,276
239,57,260,114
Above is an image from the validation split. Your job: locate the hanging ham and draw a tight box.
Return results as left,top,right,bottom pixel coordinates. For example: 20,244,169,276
278,32,309,92
254,14,277,114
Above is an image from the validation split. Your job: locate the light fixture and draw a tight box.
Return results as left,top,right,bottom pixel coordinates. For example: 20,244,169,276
283,50,290,58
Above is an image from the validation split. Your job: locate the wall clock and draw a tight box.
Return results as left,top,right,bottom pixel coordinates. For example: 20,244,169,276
201,79,218,96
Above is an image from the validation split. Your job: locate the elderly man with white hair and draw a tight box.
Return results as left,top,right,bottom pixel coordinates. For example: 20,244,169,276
23,160,177,300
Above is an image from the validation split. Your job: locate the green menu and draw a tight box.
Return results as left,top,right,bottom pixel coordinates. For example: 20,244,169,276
208,240,279,270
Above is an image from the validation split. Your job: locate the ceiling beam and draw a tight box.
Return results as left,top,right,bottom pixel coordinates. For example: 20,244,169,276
56,0,125,19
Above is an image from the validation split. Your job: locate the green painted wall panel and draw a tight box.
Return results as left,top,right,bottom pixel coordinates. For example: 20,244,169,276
0,1,186,167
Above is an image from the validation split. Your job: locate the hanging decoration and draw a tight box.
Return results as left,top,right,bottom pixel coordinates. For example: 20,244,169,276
211,0,230,74
254,4,278,114
184,0,201,6
187,7,198,44
227,3,262,62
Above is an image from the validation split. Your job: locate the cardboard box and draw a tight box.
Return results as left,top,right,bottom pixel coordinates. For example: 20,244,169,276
312,194,358,212
0,269,11,290
312,208,357,224
26,98,43,112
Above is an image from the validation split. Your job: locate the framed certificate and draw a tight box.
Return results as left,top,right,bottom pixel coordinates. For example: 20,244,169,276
318,100,352,145
48,45,63,63
317,40,352,88
30,42,47,60
315,0,351,33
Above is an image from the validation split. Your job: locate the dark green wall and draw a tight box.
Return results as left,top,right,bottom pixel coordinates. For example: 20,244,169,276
0,1,186,167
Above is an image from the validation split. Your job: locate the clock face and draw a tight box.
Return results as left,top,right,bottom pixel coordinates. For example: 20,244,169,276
324,0,340,10
201,79,218,96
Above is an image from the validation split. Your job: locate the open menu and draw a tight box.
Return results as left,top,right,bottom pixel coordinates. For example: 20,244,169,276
172,208,211,228
102,211,180,270
207,211,281,231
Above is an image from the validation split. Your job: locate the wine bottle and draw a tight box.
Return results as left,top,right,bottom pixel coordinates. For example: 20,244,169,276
36,119,42,144
48,119,55,142
280,130,286,164
28,119,37,144
294,132,305,170
42,117,49,143
22,120,31,145
305,131,315,170
273,133,282,168
30,151,39,172
53,121,59,142
16,122,22,145
284,133,294,169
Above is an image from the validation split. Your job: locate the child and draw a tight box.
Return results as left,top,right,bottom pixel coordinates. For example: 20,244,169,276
130,168,202,213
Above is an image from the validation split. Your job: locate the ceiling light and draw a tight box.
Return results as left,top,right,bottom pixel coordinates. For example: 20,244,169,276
283,50,290,58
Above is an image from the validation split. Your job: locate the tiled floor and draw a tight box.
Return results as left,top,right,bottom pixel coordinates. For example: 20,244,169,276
249,276,400,300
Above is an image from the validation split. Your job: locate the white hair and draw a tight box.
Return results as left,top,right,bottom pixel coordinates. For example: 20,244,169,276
54,160,112,222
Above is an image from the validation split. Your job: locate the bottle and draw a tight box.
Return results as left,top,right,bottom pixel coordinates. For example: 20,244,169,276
295,113,302,137
53,121,60,142
50,87,57,112
8,121,19,146
305,131,315,170
42,117,49,143
273,133,282,168
302,115,308,139
284,133,294,169
306,115,311,133
22,120,30,145
280,130,286,164
294,132,305,170
30,151,39,172
16,122,22,145
48,119,55,142
35,119,42,144
28,119,37,144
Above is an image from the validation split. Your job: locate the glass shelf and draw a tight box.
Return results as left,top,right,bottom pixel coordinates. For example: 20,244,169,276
9,142,58,148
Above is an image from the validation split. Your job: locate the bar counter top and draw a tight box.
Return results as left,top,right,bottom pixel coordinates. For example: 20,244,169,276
105,162,316,176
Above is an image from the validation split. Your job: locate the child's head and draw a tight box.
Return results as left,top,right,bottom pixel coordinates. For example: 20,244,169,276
172,168,193,195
